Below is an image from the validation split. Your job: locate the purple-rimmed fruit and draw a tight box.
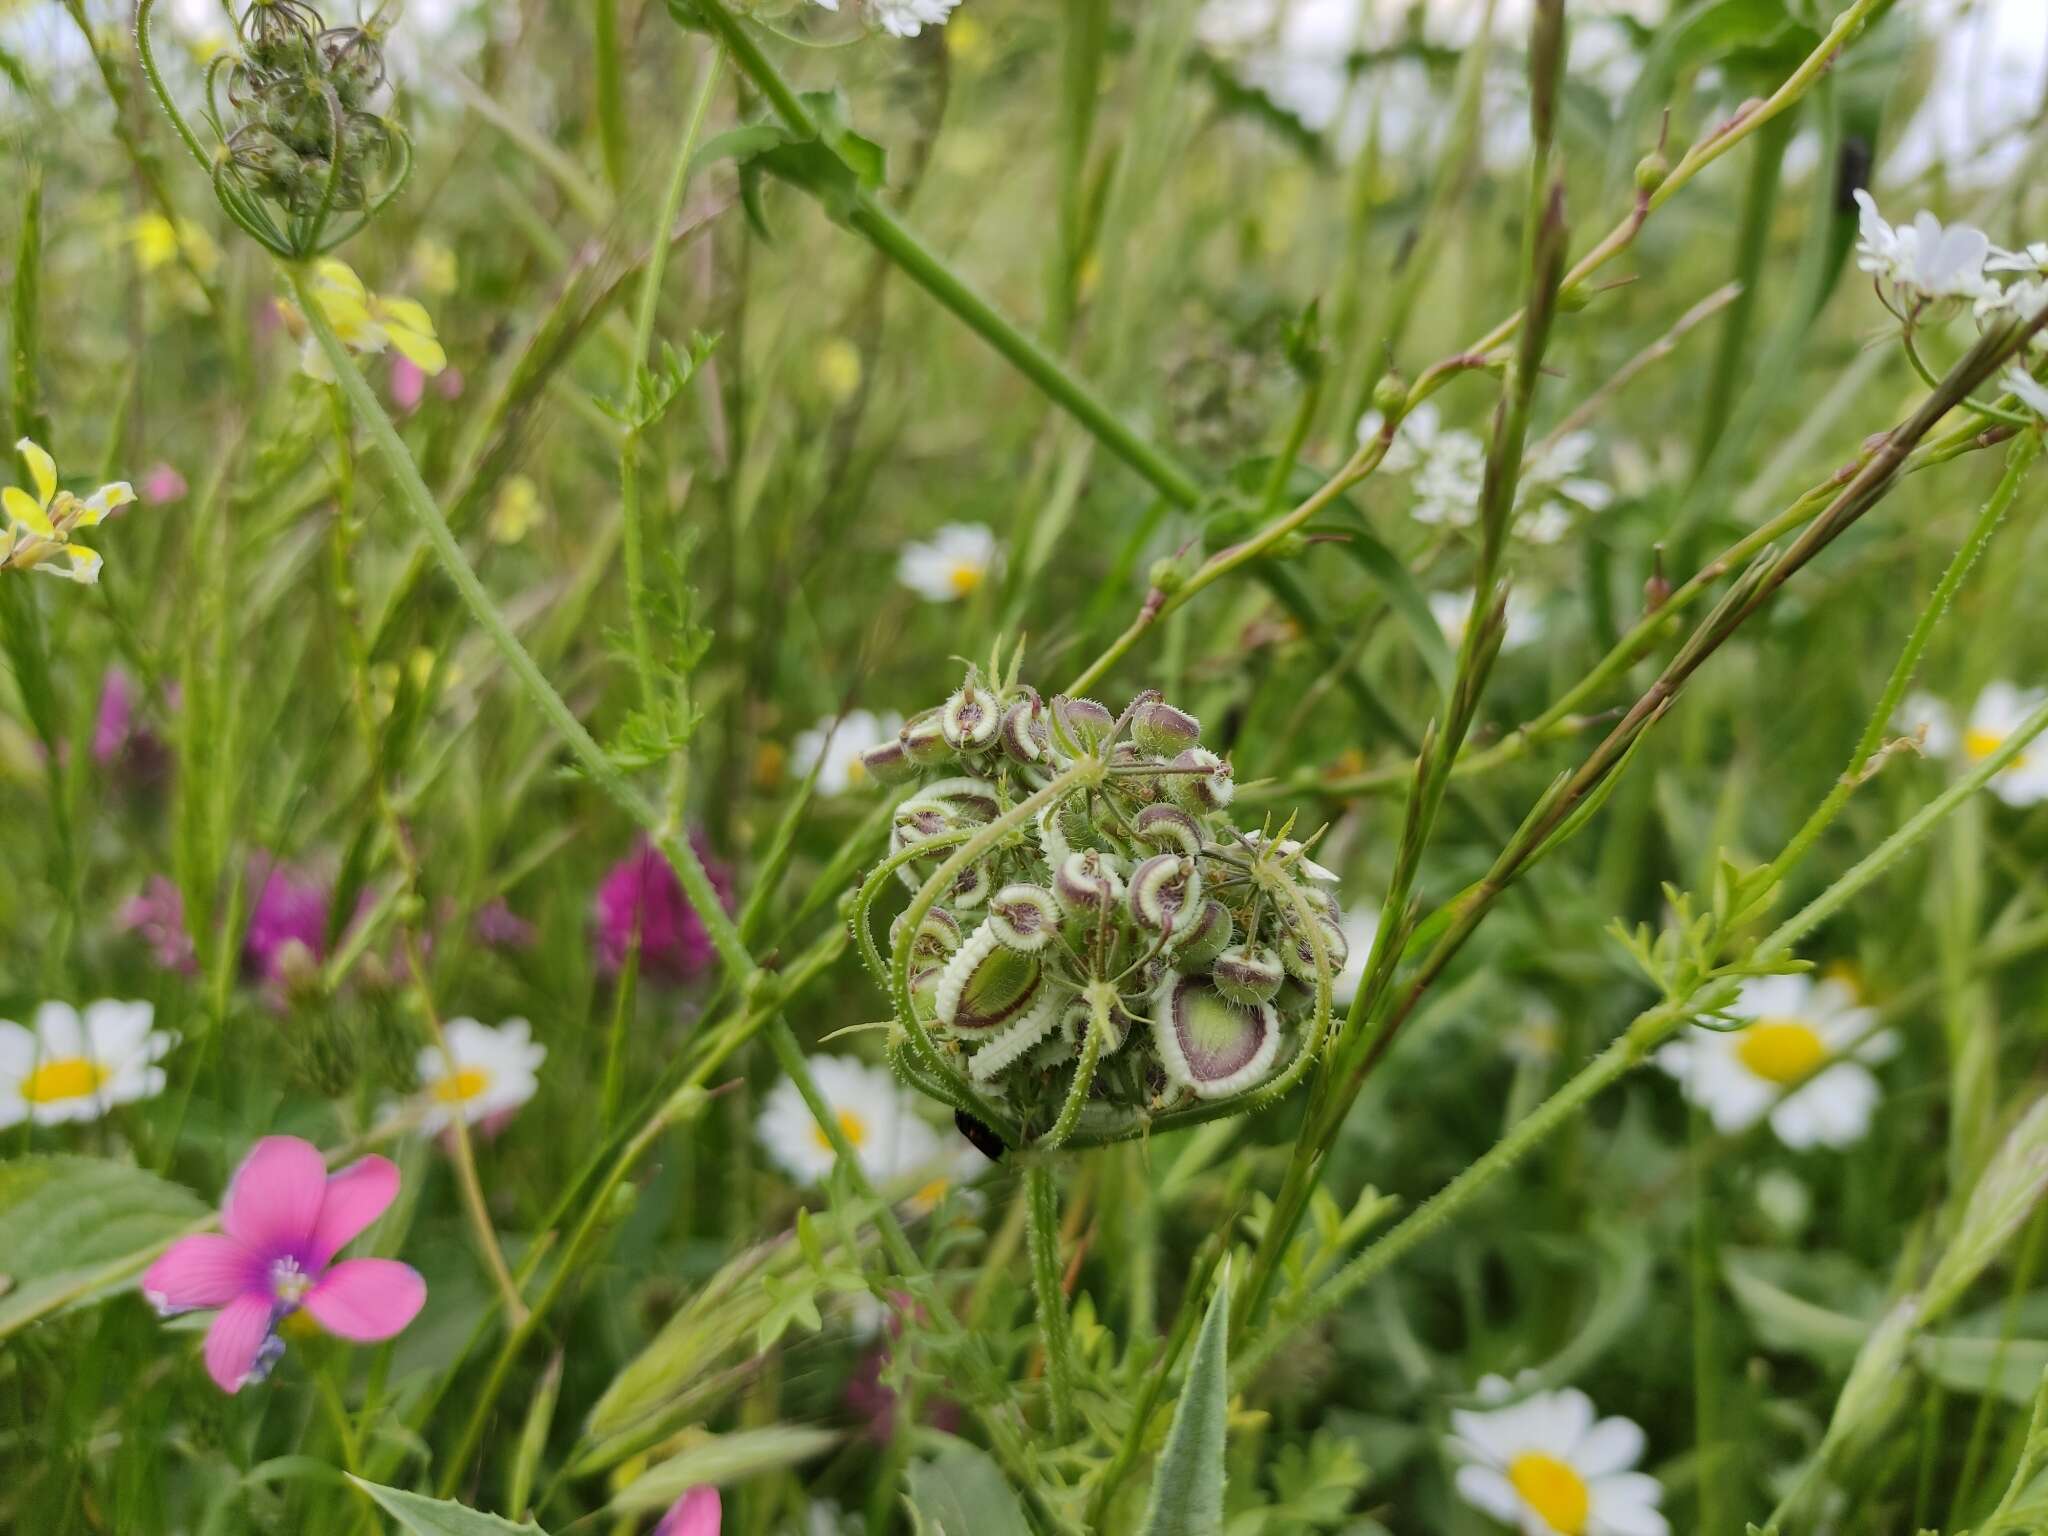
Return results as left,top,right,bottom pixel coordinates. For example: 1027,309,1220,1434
1211,944,1284,1005
1129,853,1203,937
1168,898,1233,973
1132,803,1202,856
1132,699,1201,756
988,884,1060,952
942,682,1000,752
1151,973,1281,1099
934,924,1044,1033
1164,747,1233,811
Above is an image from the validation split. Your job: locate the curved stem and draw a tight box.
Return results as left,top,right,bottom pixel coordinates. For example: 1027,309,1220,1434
134,0,212,174
1044,989,1108,1149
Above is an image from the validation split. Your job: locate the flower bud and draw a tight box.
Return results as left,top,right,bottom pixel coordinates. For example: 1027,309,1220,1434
1634,150,1669,196
1212,944,1285,1005
1132,803,1203,856
1371,372,1409,417
1165,748,1233,811
858,736,918,786
1053,850,1125,921
1151,974,1281,1099
901,708,955,768
1129,853,1203,937
942,682,1000,752
1169,898,1233,974
1000,687,1049,764
1147,554,1188,595
1132,698,1201,757
1051,695,1115,755
934,922,1044,1034
987,884,1061,953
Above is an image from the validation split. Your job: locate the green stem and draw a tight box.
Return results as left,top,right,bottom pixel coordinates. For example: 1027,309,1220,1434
593,0,628,194
688,0,1204,511
1027,1162,1078,1441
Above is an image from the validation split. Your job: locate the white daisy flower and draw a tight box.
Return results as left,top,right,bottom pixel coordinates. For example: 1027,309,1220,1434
896,523,1000,603
414,1018,546,1133
1897,682,2048,805
1656,974,1896,1150
1852,191,1993,303
1449,1375,1668,1536
0,1001,177,1128
756,1054,944,1189
1431,589,1545,651
792,709,906,796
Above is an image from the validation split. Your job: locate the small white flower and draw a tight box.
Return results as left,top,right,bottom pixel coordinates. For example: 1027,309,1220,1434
1852,191,1992,302
1335,907,1379,1006
414,1018,545,1133
1518,430,1616,543
2001,366,2048,424
1657,974,1895,1150
792,709,905,796
1431,589,1544,651
896,523,1000,603
1900,681,2048,805
756,1054,944,1188
1448,1374,1668,1536
868,0,960,37
1362,402,1487,528
1989,241,2048,278
0,1001,176,1128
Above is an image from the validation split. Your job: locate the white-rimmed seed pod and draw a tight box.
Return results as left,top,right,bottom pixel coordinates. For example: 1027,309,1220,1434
900,707,955,768
950,861,992,909
1053,849,1125,922
1129,853,1203,936
908,962,947,1020
1132,698,1201,756
858,736,919,786
1212,944,1285,1005
987,884,1061,952
1035,801,1074,868
1051,695,1115,755
1151,973,1281,1099
1279,911,1349,984
1165,748,1234,811
921,776,1002,823
1132,803,1203,856
969,989,1065,1081
890,906,962,962
1001,687,1049,763
1168,898,1233,974
1060,995,1132,1055
934,922,1044,1033
942,682,1001,751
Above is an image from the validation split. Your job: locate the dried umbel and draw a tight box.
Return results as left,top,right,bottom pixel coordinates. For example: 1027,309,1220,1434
851,649,1346,1152
139,0,414,257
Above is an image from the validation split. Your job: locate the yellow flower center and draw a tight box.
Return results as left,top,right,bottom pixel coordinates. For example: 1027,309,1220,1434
1965,727,2020,766
844,754,869,787
432,1067,492,1103
1508,1452,1590,1535
1735,1019,1828,1085
812,1109,868,1152
947,561,985,596
913,1176,950,1210
21,1056,107,1104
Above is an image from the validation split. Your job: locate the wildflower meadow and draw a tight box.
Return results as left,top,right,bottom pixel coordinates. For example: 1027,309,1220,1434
8,0,2048,1531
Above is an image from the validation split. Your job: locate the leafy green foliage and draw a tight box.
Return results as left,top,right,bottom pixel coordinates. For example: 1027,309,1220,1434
0,1156,210,1335
345,1479,548,1536
1138,1267,1232,1536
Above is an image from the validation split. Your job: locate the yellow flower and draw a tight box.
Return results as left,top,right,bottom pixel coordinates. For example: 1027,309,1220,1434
488,475,543,545
125,214,220,280
411,237,459,297
2,439,133,585
286,260,448,381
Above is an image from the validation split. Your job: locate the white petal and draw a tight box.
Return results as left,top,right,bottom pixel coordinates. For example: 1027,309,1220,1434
1454,1464,1526,1524
1573,1415,1647,1476
32,1001,85,1057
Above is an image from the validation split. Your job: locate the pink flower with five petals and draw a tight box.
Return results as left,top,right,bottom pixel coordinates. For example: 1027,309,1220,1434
654,1487,720,1536
142,1135,426,1393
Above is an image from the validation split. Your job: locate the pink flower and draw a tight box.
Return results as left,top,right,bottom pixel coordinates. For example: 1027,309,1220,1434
435,366,465,401
473,897,538,951
142,1136,425,1393
142,463,188,504
120,876,199,976
653,1487,720,1536
593,832,734,984
244,855,331,983
93,667,170,784
390,354,426,414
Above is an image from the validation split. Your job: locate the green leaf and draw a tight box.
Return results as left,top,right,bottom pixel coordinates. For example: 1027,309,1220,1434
1138,1264,1232,1536
0,1155,212,1336
609,1426,842,1513
345,1477,548,1536
902,1437,1033,1536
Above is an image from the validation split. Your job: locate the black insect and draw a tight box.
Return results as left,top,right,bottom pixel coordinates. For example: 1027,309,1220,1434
954,1109,1007,1163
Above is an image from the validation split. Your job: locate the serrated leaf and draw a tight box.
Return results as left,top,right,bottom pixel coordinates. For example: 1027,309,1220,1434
609,1426,841,1513
902,1437,1032,1536
1138,1265,1232,1536
0,1155,212,1335
346,1476,548,1536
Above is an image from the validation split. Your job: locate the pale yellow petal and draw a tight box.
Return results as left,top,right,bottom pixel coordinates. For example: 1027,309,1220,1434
15,439,56,508
386,323,447,374
60,543,103,583
80,482,136,524
4,484,54,537
314,258,368,302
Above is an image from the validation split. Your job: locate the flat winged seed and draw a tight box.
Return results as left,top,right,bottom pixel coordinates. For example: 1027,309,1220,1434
1212,944,1285,1004
1053,850,1125,918
1152,973,1281,1099
908,962,946,1020
921,776,1001,822
1132,698,1201,756
988,884,1060,952
1280,912,1349,983
942,683,1000,751
1132,803,1203,856
1130,853,1203,936
1001,688,1049,763
858,736,917,785
1035,802,1074,868
1052,695,1115,754
891,905,962,961
1165,747,1234,811
933,922,1043,1032
950,860,992,909
1168,898,1233,973
901,707,956,768
968,990,1064,1081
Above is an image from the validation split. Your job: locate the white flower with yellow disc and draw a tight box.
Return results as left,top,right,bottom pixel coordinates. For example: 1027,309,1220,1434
285,259,448,383
792,709,905,796
1448,1375,1668,1536
3,439,132,583
896,523,1000,603
413,1017,545,1133
1656,974,1895,1150
1896,682,2048,806
0,1001,177,1128
755,1054,944,1188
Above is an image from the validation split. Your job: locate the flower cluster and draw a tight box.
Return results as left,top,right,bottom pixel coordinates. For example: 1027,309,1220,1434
1356,404,1613,544
1853,192,2048,325
3,438,133,584
856,659,1349,1138
281,258,447,382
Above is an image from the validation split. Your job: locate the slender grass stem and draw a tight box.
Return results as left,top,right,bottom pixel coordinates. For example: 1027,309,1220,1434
1027,1162,1079,1441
